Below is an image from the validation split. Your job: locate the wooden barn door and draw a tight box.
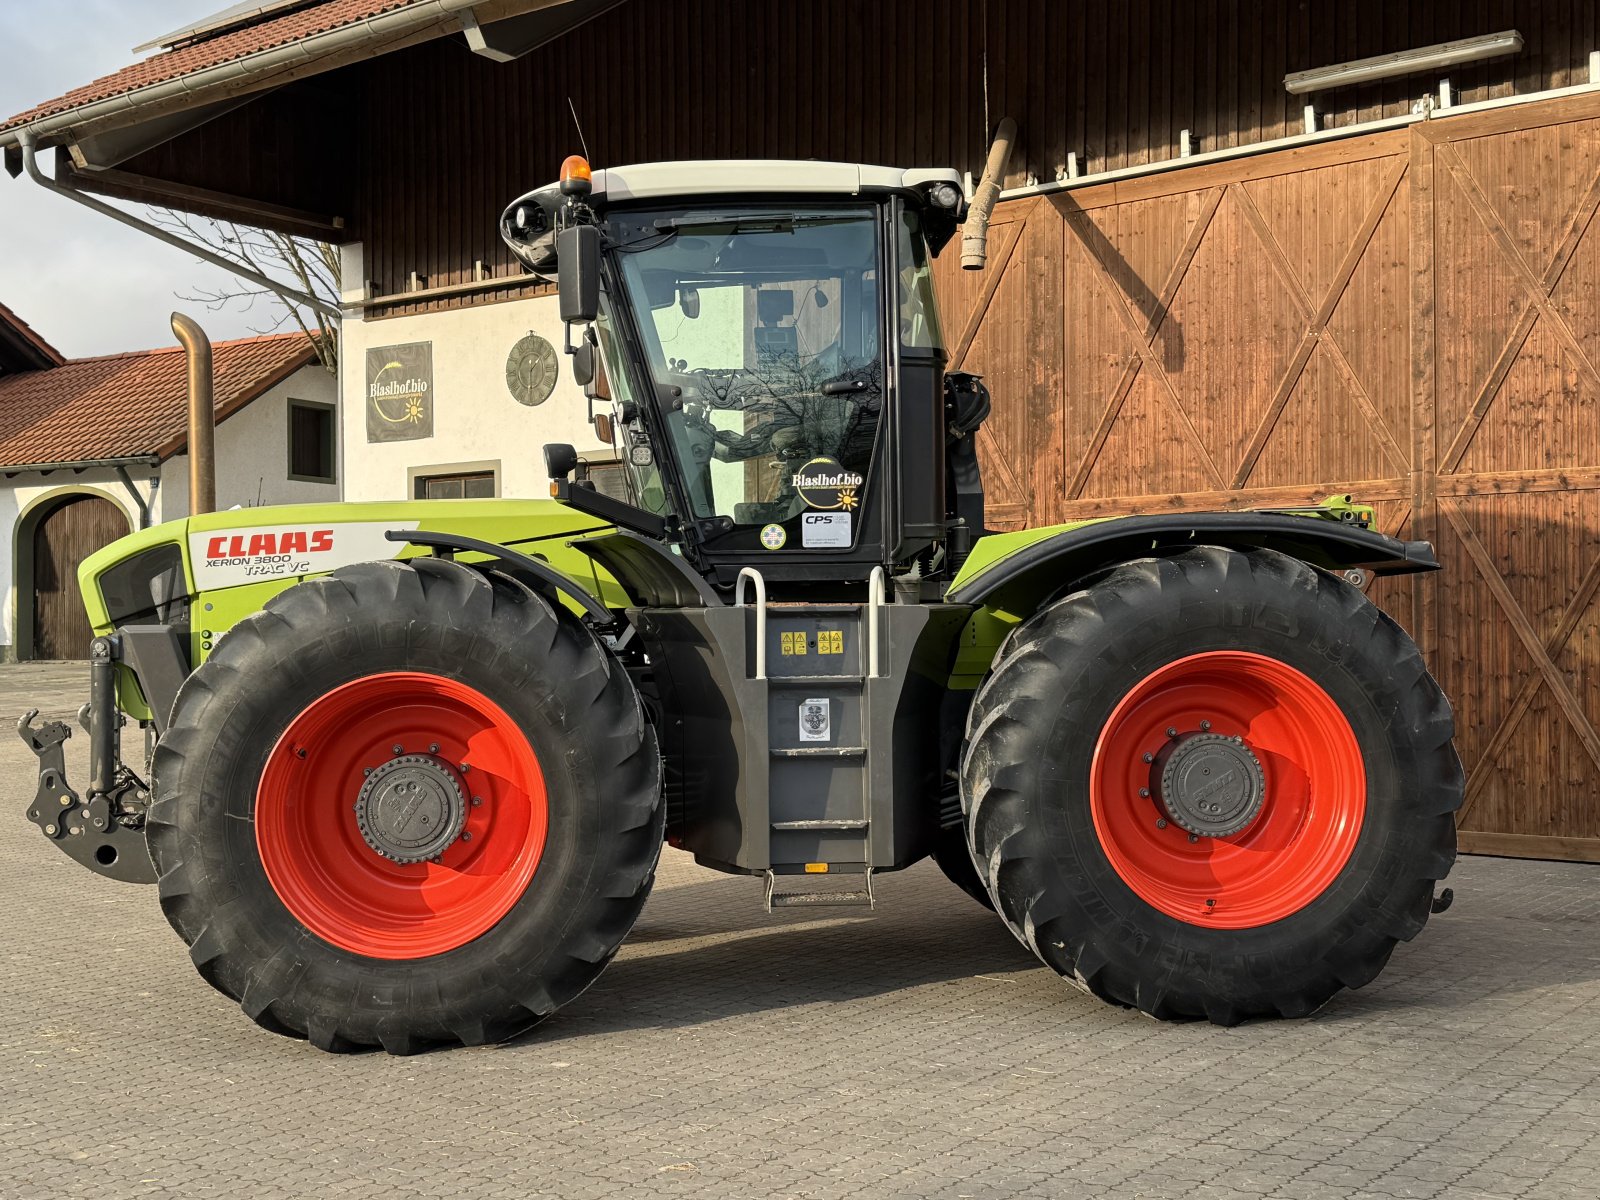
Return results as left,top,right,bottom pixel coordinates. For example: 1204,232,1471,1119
1419,93,1600,862
933,130,1418,609
31,495,128,661
933,93,1600,862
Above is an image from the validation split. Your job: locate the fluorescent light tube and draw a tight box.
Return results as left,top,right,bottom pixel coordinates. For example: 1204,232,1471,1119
1284,30,1523,95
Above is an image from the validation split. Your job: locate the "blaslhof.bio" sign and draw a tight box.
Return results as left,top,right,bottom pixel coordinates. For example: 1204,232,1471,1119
366,342,434,443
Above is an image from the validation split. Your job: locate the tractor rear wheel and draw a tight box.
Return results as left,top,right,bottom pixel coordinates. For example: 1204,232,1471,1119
147,558,662,1053
961,546,1461,1024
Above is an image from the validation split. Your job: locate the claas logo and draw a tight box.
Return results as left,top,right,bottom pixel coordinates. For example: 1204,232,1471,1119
205,529,335,559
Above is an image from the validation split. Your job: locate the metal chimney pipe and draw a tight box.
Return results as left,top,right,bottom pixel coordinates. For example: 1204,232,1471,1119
170,313,217,515
961,117,1018,271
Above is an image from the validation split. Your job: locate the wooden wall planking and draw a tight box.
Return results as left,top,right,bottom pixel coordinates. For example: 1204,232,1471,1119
935,90,1600,861
118,0,1592,306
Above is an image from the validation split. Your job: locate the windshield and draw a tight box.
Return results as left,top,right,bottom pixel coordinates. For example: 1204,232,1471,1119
611,207,883,529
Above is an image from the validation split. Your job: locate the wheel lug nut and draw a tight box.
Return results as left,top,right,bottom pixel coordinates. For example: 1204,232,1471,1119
1199,720,1211,732
429,743,440,754
1156,818,1168,830
1138,787,1150,798
460,763,471,773
471,796,483,807
1142,752,1154,764
392,744,404,755
460,831,472,842
364,767,374,776
1188,833,1200,844
1166,727,1178,739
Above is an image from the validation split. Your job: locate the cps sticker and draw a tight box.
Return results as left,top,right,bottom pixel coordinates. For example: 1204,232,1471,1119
802,511,851,548
760,523,787,550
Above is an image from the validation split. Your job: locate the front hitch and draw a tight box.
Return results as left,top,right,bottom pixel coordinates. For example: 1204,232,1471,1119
17,635,156,884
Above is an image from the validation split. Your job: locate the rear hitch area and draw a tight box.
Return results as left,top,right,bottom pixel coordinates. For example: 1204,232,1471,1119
17,634,157,884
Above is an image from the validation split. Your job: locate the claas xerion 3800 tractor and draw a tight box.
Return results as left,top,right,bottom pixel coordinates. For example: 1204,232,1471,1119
20,155,1464,1053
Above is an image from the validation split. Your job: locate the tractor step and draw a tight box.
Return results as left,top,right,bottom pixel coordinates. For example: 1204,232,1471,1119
771,819,869,830
763,869,875,911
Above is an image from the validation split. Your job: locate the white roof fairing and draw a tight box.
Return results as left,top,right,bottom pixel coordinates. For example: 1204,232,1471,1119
499,160,964,271
587,160,963,203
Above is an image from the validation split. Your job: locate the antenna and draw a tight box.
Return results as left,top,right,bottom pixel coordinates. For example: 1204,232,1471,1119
567,97,592,163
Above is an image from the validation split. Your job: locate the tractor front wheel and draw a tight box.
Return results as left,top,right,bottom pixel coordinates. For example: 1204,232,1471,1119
961,546,1462,1023
147,558,662,1053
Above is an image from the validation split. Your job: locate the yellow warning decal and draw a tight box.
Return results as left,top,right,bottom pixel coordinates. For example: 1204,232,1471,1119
804,862,830,874
818,630,844,655
780,631,809,656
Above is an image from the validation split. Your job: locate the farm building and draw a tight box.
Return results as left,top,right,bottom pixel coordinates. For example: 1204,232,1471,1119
0,304,336,659
3,0,1599,860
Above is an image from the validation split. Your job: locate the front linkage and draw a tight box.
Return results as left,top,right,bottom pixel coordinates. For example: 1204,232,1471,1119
19,634,157,884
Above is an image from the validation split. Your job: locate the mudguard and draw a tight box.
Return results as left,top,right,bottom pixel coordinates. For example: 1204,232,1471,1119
947,509,1436,613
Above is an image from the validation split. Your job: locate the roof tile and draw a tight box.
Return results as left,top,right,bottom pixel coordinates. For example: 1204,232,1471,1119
0,332,317,466
1,0,426,134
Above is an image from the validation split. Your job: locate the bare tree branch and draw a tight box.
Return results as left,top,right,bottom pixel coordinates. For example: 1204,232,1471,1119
151,208,340,374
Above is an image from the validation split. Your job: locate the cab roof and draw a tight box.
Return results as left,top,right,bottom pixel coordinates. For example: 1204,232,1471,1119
584,160,962,203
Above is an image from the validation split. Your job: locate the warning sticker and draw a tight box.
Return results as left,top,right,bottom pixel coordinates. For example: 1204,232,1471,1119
799,698,830,742
801,511,852,548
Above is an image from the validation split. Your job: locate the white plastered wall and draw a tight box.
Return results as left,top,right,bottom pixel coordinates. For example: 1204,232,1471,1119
162,364,340,516
338,247,612,501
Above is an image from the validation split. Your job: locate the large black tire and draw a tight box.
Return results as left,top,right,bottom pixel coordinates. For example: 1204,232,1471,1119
961,546,1462,1024
147,558,662,1053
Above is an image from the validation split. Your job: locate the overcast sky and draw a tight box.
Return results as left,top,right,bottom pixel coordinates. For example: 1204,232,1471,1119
0,1,279,359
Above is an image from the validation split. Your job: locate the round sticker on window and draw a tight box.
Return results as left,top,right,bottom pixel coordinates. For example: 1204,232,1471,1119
760,523,787,550
792,456,863,511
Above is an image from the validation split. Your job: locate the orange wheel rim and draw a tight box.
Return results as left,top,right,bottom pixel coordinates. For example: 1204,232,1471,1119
255,672,547,958
1090,651,1366,929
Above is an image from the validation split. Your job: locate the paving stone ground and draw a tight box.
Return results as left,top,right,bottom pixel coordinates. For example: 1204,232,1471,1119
1,660,1597,1199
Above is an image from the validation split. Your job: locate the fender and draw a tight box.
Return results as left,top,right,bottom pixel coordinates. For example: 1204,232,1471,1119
386,529,615,623
947,511,1439,611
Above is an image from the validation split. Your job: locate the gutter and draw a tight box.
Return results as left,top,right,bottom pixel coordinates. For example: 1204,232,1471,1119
18,130,342,321
0,0,500,153
0,455,162,475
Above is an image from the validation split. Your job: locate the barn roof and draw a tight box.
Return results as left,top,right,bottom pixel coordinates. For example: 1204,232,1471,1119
0,0,587,147
0,331,316,469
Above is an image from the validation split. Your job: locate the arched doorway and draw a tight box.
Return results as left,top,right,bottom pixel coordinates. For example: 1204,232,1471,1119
26,493,130,660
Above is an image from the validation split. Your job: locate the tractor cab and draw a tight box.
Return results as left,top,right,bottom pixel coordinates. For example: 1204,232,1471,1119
501,157,976,593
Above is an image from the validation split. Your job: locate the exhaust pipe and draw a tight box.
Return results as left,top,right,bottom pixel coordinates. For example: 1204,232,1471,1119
961,117,1018,271
171,313,216,515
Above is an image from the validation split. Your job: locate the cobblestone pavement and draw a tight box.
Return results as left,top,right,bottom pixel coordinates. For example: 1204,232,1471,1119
1,660,1597,1199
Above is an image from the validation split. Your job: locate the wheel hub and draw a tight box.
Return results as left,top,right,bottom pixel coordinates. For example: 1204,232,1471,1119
1152,732,1266,838
355,754,468,864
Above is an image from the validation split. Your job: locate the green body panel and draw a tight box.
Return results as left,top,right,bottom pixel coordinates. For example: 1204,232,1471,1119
78,498,620,720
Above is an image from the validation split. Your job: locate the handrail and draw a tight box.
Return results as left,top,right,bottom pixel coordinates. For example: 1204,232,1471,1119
867,566,887,678
735,567,768,680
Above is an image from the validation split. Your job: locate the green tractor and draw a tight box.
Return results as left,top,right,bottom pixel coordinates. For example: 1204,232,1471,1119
21,155,1463,1053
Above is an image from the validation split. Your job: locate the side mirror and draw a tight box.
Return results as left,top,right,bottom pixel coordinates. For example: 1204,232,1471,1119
593,412,615,444
557,225,600,324
544,442,579,481
679,286,701,319
570,338,596,387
